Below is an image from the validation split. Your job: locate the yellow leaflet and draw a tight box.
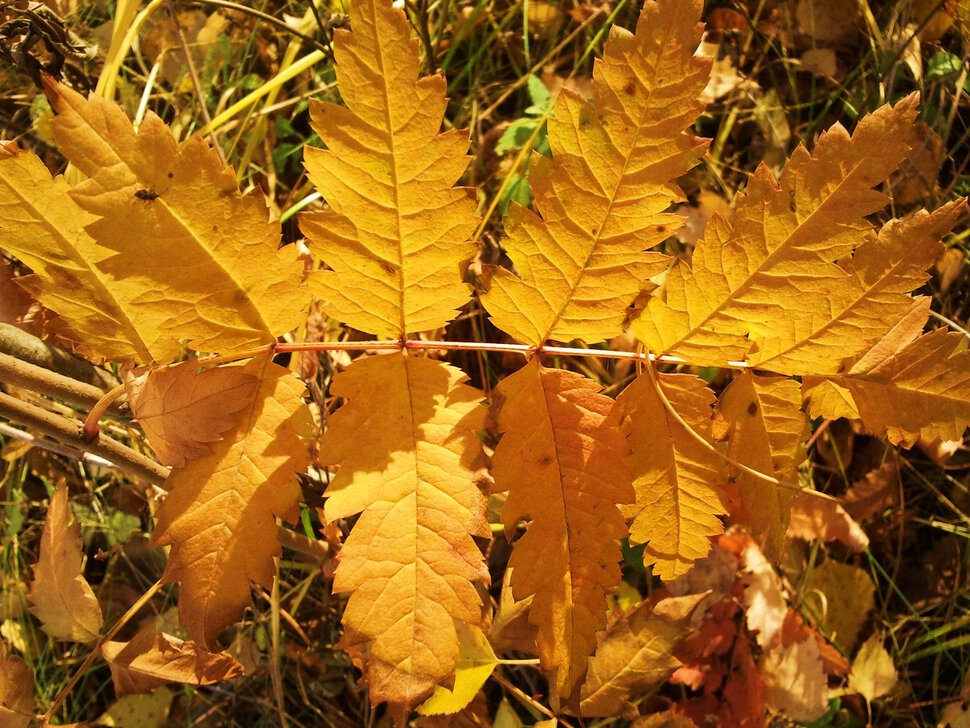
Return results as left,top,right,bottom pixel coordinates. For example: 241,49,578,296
494,359,633,702
0,147,153,362
417,624,497,716
320,353,489,718
153,355,311,647
718,374,808,560
302,0,479,338
749,201,965,373
47,81,308,362
635,96,924,367
482,0,710,346
616,371,726,580
814,329,970,447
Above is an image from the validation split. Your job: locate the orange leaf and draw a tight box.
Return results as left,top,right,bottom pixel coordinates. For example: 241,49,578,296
617,371,727,580
718,375,808,559
102,620,245,696
842,329,970,447
0,640,34,727
493,359,633,702
843,461,899,521
580,595,703,718
636,95,926,368
482,0,710,346
28,484,103,643
787,493,869,552
0,144,154,362
153,355,311,646
125,359,259,467
320,353,489,717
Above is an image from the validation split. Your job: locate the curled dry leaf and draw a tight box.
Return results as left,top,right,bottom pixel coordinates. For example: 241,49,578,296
741,541,787,650
844,460,899,521
579,594,705,718
102,620,245,696
803,560,874,651
125,359,259,467
28,484,103,643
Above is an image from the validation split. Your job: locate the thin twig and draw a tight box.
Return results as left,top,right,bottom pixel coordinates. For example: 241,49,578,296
82,383,128,441
188,0,332,56
0,350,128,416
41,579,165,726
0,391,168,485
0,323,118,390
273,338,752,369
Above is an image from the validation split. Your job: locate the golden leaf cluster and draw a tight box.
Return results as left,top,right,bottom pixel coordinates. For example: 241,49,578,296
0,0,967,723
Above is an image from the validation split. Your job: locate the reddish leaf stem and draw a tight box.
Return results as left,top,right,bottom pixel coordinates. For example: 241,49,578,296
273,338,752,369
81,383,127,442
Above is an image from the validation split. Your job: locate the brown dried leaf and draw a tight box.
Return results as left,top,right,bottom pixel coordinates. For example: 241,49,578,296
103,621,245,696
28,485,103,643
844,461,899,521
125,359,259,467
0,640,34,727
579,595,703,718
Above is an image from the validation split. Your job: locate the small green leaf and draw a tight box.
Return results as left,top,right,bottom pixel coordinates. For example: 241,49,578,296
526,74,552,112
